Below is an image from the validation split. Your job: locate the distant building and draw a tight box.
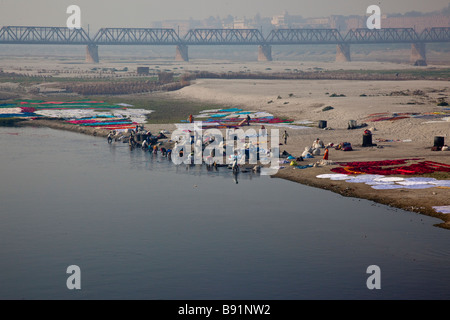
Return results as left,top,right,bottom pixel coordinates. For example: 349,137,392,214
151,20,199,35
329,15,347,31
271,12,315,29
344,14,450,32
148,10,450,35
303,17,330,28
233,17,250,29
382,15,450,32
271,14,287,28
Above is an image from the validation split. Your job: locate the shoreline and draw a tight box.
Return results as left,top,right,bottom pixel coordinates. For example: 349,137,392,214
17,116,450,230
273,167,450,230
18,118,115,138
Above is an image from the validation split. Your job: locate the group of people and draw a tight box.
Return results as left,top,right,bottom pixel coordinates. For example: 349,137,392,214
279,129,329,160
109,123,318,170
107,127,172,158
300,138,329,160
140,138,172,158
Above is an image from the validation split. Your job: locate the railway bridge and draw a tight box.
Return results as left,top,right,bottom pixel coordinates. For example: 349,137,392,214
1,26,449,65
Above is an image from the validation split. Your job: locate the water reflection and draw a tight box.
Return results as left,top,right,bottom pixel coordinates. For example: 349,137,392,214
108,140,261,183
232,172,239,184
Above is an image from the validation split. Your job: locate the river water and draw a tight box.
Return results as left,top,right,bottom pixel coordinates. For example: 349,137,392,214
0,126,449,300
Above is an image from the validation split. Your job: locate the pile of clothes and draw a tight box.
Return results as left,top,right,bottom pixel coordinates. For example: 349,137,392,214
301,138,326,158
335,142,353,151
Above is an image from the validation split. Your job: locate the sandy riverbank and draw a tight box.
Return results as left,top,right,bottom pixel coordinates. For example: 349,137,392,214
149,77,450,229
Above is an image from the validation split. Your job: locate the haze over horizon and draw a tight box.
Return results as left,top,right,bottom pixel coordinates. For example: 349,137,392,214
0,0,449,31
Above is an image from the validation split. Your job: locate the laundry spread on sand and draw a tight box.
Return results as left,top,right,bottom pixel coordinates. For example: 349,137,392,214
430,180,450,187
294,164,314,170
433,206,450,214
365,111,450,122
0,100,153,130
422,116,450,124
189,108,302,129
330,159,450,176
264,123,312,130
317,172,450,190
370,184,407,190
0,105,40,119
375,138,413,143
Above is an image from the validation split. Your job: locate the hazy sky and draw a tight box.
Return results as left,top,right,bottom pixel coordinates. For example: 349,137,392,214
0,0,448,30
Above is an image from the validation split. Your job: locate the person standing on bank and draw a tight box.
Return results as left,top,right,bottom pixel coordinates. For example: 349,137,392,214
282,130,289,145
323,147,329,160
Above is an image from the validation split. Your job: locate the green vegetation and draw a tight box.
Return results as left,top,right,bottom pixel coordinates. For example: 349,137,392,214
191,68,450,81
140,98,224,124
83,96,227,124
0,74,160,84
328,68,450,79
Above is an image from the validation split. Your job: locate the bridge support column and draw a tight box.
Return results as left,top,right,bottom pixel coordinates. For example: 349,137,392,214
258,45,272,61
175,44,189,62
410,43,427,66
85,44,99,63
336,43,351,62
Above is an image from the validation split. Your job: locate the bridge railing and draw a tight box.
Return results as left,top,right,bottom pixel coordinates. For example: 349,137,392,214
0,26,91,44
182,29,265,45
343,28,420,43
92,28,181,45
1,26,450,45
419,27,450,42
266,28,344,44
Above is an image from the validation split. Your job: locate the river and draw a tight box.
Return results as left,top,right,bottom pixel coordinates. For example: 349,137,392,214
0,126,449,300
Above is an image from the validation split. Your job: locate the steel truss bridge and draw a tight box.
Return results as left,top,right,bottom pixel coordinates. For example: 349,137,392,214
1,26,449,63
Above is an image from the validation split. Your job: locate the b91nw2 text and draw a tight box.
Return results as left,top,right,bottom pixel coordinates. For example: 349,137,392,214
222,304,271,315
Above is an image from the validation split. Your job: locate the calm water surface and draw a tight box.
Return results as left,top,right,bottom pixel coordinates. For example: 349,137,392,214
0,126,449,300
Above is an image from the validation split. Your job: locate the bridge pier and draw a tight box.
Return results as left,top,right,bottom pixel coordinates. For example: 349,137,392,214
175,44,189,62
410,43,427,66
85,44,99,63
336,43,351,62
258,45,272,61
